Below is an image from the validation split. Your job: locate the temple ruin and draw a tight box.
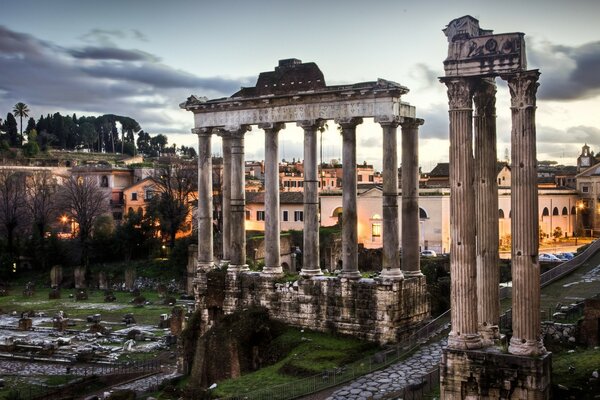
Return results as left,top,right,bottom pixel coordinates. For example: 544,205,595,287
440,16,551,399
181,59,430,343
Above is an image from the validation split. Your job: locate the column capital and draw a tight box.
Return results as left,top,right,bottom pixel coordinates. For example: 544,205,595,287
502,70,540,109
297,119,326,130
400,118,425,129
335,117,363,129
258,122,286,132
473,78,497,116
222,125,251,137
192,127,217,136
440,77,475,110
374,115,401,127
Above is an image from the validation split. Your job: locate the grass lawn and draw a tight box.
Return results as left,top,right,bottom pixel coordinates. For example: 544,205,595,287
211,328,379,398
552,346,600,395
0,287,174,325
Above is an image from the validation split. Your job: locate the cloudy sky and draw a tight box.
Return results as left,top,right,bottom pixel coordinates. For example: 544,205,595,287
2,0,600,171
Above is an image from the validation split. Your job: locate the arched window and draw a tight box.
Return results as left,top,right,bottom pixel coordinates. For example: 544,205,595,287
128,207,134,214
137,207,143,215
542,207,549,217
498,209,505,219
419,207,428,219
571,206,576,215
562,207,568,215
553,207,559,216
332,207,343,218
101,175,108,187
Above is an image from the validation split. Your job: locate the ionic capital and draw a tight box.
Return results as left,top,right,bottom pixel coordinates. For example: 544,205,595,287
335,117,363,130
258,122,286,132
441,77,475,110
400,118,425,130
297,119,326,130
473,78,497,116
502,70,540,109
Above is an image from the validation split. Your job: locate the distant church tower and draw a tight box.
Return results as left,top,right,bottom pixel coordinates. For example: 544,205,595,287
577,143,594,172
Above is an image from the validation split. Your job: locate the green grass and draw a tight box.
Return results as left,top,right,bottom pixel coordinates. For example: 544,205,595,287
552,346,600,389
0,287,173,325
211,328,379,397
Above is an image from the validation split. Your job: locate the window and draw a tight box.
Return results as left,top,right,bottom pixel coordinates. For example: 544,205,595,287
131,192,138,201
498,209,505,219
101,175,108,187
257,211,265,221
294,211,304,221
372,223,381,238
146,190,154,200
571,206,576,215
582,186,589,193
562,207,568,215
245,210,251,220
542,207,549,217
552,207,559,216
283,211,289,221
369,175,374,182
419,207,429,219
358,175,363,182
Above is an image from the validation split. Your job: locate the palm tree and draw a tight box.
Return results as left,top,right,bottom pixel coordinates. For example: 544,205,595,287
13,102,30,146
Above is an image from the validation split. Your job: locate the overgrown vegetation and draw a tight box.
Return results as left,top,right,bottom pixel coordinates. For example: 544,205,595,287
552,346,600,399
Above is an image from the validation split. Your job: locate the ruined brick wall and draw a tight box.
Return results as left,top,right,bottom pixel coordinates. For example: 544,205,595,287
197,271,430,344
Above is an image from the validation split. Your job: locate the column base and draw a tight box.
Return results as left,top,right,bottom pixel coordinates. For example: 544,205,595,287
197,261,214,272
300,267,323,277
227,264,249,273
402,270,424,278
447,331,484,350
478,323,500,346
219,259,230,267
261,267,283,276
339,271,362,279
509,336,547,356
380,268,404,280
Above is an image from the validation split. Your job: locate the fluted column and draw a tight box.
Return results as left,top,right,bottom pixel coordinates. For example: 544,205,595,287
442,77,483,350
377,118,403,280
228,125,251,272
504,70,546,356
401,118,424,278
194,127,215,271
337,117,363,279
474,78,500,344
261,122,285,276
221,134,232,264
299,119,325,276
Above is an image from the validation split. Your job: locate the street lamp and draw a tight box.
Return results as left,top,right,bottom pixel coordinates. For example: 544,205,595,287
576,201,584,245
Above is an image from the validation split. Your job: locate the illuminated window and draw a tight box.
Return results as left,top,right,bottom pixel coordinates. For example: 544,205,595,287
372,223,381,238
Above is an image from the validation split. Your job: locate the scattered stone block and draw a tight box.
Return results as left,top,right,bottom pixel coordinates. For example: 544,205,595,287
104,290,116,302
75,289,88,301
49,288,61,299
18,318,32,330
123,313,136,325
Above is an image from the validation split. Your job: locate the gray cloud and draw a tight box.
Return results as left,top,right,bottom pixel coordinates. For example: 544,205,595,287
530,40,600,100
0,25,249,136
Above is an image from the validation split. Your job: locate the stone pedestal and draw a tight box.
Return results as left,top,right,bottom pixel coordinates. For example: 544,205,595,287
74,267,86,289
18,318,32,331
441,348,551,399
50,265,62,288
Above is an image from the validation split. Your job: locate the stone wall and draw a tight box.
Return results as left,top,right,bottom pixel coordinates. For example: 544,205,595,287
542,321,577,345
196,270,430,344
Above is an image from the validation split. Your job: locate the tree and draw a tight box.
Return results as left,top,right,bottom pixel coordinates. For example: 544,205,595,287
57,175,108,266
4,113,18,146
25,171,58,268
0,170,27,257
147,162,197,248
13,102,30,146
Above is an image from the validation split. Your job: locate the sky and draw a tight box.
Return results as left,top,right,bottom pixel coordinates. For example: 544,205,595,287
2,0,600,171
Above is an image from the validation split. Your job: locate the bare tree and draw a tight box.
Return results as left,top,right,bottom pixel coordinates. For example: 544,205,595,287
57,175,108,266
147,161,197,248
25,170,58,268
0,169,27,257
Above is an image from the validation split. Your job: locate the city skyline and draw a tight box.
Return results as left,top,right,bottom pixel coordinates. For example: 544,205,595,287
2,0,600,170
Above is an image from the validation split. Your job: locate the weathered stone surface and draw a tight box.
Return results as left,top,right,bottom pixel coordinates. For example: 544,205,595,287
50,265,62,288
74,267,86,289
124,267,136,291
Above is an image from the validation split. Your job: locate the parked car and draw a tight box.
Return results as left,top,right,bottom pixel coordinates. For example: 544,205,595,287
556,252,575,261
420,250,437,257
538,253,561,262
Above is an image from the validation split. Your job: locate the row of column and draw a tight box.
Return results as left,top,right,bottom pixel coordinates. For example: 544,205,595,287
195,116,424,280
443,70,544,356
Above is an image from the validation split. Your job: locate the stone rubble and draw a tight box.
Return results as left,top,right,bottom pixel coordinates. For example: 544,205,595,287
326,339,445,400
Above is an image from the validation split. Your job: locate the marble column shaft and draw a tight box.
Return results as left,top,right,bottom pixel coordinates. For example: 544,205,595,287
299,120,324,276
228,126,250,271
261,123,285,275
505,70,546,356
474,79,500,343
195,128,214,270
379,119,403,279
443,77,483,350
221,134,232,262
401,118,424,278
338,117,363,279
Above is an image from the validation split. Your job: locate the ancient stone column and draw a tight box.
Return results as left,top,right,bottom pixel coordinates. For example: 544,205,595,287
474,78,500,344
299,119,325,276
337,117,363,279
261,122,285,276
442,77,483,350
194,127,215,271
228,125,251,272
221,134,232,264
401,118,424,278
377,118,403,280
504,70,546,356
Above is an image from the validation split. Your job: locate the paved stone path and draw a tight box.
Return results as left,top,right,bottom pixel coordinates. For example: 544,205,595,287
114,370,181,392
325,339,446,400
